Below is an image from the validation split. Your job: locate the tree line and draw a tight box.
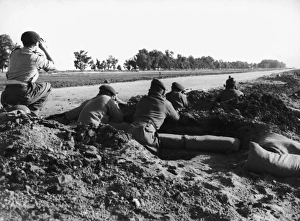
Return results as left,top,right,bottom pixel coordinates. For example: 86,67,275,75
74,50,121,71
0,34,287,72
124,49,256,71
74,48,286,71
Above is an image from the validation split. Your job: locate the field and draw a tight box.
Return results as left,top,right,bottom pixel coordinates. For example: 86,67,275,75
0,69,272,91
1,69,300,220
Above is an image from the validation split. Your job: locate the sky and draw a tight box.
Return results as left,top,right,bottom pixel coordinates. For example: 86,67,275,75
0,0,300,70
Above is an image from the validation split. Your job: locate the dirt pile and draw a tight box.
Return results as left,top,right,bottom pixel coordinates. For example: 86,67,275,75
123,70,300,150
1,70,300,220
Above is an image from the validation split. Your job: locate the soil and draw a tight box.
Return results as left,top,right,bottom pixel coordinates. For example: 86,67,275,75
1,69,300,220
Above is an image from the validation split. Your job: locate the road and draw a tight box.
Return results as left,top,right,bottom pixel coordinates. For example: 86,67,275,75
38,69,288,116
0,69,289,116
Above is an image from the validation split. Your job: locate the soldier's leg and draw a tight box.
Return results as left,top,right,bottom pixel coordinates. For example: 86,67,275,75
26,82,52,114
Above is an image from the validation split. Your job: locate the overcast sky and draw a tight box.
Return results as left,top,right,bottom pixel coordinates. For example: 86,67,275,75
0,0,299,70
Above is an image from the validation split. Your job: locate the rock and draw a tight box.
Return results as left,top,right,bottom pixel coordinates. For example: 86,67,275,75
161,214,176,221
82,145,99,158
167,168,177,175
88,129,96,137
66,140,75,149
73,159,83,168
216,193,230,204
236,206,251,217
132,198,141,208
25,185,34,194
28,164,45,174
173,192,185,203
47,184,62,194
57,174,73,185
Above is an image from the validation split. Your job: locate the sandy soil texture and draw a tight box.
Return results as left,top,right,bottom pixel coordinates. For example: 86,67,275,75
1,69,300,221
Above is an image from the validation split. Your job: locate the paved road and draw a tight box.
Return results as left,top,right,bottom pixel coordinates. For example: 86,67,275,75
39,69,288,115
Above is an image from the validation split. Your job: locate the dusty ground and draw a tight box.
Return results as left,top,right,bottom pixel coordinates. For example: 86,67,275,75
1,69,300,220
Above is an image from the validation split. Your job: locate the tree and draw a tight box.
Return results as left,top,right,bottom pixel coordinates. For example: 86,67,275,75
100,60,107,70
123,58,137,70
96,59,101,70
149,49,164,70
89,59,96,70
74,50,92,71
123,59,131,70
124,47,282,71
96,59,107,71
201,56,215,69
106,55,118,70
213,60,221,69
176,54,189,69
135,49,151,70
162,50,175,69
112,58,119,70
188,55,196,69
258,59,286,68
106,56,112,70
218,60,225,69
117,65,122,71
0,34,14,72
129,58,138,70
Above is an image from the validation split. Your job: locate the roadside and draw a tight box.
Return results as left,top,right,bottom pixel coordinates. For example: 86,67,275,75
41,69,289,116
0,68,287,91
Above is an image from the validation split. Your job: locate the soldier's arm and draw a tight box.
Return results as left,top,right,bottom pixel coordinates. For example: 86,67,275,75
37,38,56,71
181,93,189,108
166,100,180,120
107,99,124,123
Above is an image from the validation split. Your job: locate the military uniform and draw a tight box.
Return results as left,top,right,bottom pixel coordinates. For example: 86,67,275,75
166,82,189,110
215,89,244,102
216,76,244,102
1,32,55,114
127,79,180,152
77,85,123,127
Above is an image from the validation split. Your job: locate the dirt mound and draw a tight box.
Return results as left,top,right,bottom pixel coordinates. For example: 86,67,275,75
1,70,300,220
122,71,300,151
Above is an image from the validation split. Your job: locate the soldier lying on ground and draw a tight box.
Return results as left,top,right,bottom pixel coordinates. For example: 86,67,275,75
215,76,244,102
46,84,125,121
166,82,189,111
110,79,180,154
77,85,124,127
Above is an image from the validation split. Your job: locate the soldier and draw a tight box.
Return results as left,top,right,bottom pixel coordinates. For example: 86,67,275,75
47,83,125,121
1,31,56,116
127,79,180,154
77,85,123,127
166,82,189,110
215,76,244,102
